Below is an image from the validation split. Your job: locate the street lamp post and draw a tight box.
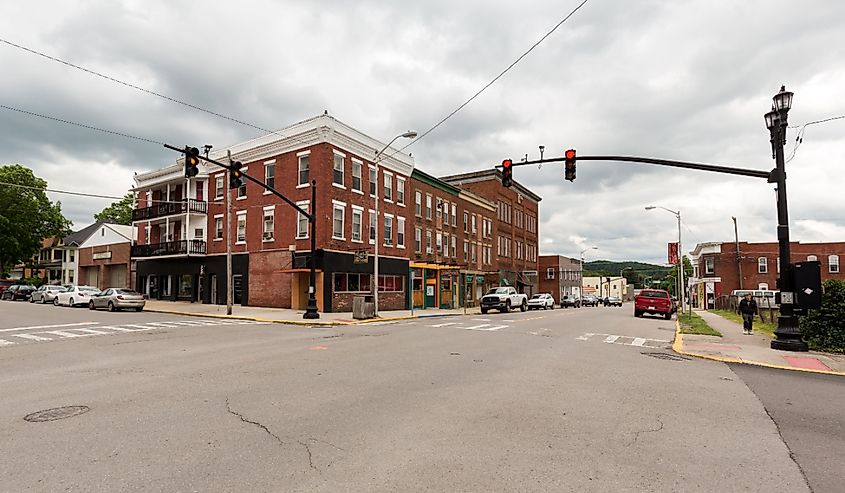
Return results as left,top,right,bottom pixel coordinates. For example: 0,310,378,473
645,205,685,315
373,130,417,317
579,246,597,303
620,266,633,300
766,86,807,351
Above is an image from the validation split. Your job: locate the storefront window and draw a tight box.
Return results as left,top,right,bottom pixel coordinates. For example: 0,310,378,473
178,274,192,298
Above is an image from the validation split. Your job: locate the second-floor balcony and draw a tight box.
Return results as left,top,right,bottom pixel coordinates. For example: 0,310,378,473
132,199,207,222
131,240,207,258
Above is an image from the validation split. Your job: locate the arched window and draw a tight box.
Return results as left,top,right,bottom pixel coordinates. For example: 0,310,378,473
807,255,818,261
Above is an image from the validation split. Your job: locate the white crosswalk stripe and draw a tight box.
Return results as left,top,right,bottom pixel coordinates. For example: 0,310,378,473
0,319,270,348
576,332,669,348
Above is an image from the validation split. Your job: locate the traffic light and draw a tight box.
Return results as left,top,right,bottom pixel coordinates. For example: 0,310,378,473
184,146,200,178
501,159,513,187
564,149,576,181
229,161,245,189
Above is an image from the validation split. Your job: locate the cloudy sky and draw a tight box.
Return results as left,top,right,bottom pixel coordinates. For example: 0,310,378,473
2,0,844,265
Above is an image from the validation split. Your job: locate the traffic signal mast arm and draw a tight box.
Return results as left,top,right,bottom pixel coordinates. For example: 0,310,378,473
164,143,313,219
501,155,772,180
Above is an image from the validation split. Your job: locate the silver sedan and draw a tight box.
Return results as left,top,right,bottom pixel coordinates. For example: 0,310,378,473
29,285,68,304
88,288,146,312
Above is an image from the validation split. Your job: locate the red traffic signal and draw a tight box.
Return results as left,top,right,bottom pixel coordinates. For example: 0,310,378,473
501,159,513,187
184,146,200,178
564,149,576,182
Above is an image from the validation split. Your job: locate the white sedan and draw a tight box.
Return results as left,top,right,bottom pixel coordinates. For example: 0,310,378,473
527,293,555,310
55,286,101,307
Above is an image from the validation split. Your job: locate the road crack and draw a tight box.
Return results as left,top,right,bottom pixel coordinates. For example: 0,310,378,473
225,397,286,447
626,414,665,446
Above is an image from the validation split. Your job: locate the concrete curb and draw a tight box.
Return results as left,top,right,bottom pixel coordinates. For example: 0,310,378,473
672,320,845,377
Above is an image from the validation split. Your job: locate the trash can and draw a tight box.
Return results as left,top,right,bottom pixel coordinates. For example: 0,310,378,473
353,295,375,319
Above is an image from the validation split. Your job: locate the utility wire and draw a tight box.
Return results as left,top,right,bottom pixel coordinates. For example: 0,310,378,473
786,114,845,163
393,0,591,155
0,180,232,205
0,37,318,153
0,104,165,145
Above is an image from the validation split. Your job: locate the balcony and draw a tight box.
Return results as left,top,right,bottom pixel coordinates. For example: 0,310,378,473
131,240,207,258
132,199,207,222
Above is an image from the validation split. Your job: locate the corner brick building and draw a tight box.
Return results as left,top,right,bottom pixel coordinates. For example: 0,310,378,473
131,114,543,312
689,240,844,309
538,255,582,304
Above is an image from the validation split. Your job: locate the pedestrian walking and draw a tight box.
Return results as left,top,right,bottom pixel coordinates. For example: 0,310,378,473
738,293,758,335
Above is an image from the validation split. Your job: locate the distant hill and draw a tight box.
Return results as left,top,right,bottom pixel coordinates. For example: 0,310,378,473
584,260,671,284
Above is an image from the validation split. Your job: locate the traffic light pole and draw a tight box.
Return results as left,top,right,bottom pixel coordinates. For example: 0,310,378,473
165,143,319,319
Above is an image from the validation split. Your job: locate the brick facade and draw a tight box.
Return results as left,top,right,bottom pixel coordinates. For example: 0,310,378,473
538,255,582,303
77,243,131,290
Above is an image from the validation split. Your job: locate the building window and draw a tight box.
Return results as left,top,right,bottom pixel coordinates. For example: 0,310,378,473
547,268,555,279
807,255,818,262
471,215,477,233
830,255,840,273
194,228,203,239
369,167,377,196
265,161,275,190
351,208,363,242
70,250,75,262
464,240,469,260
352,160,362,192
263,209,274,241
333,273,371,293
426,230,432,253
426,194,432,219
384,173,393,201
369,210,376,244
450,235,456,258
215,217,223,240
705,257,714,274
436,232,442,254
758,257,767,274
397,177,405,205
415,191,422,216
397,217,405,248
463,212,468,232
236,213,246,243
415,227,422,253
332,203,345,240
377,275,404,293
333,152,345,186
215,176,224,199
237,177,247,198
296,202,309,239
298,154,310,186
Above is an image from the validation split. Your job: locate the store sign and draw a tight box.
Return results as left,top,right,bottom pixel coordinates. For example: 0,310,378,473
92,251,112,260
353,249,368,264
476,275,484,283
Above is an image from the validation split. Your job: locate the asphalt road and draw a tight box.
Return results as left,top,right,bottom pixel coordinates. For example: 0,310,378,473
0,299,825,492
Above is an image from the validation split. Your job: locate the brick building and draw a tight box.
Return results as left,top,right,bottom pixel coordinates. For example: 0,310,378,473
538,255,582,304
408,169,497,309
441,170,541,295
689,240,844,309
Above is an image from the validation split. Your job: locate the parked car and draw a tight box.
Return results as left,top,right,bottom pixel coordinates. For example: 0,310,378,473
560,295,581,308
581,295,599,307
88,288,145,312
480,286,528,314
527,293,555,310
0,279,15,297
30,285,68,304
2,285,35,301
605,296,623,307
634,289,674,319
55,285,101,307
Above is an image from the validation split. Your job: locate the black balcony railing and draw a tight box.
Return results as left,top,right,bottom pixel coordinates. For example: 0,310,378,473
132,199,208,221
131,240,206,258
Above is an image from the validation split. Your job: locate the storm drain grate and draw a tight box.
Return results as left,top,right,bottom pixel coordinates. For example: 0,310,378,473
641,352,689,361
24,406,90,422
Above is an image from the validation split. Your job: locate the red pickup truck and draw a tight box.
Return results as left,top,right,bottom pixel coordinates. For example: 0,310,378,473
634,289,674,320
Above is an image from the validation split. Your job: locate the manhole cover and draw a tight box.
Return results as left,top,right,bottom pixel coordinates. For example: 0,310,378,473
641,352,689,361
24,406,90,422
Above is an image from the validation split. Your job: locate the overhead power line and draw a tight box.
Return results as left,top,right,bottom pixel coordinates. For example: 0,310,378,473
786,114,845,163
395,0,591,154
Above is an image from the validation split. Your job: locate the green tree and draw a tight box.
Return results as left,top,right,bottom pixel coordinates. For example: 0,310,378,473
664,255,694,296
0,164,72,275
94,192,135,225
800,279,845,353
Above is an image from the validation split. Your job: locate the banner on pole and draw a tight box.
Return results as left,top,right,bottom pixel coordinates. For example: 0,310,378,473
668,242,679,265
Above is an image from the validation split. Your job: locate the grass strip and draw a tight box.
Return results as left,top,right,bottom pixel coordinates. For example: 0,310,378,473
712,309,776,337
679,311,722,336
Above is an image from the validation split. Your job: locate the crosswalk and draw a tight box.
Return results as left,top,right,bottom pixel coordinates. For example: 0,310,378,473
0,319,269,348
425,318,510,332
575,332,670,348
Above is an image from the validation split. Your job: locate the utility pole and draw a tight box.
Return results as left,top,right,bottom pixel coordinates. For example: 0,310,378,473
226,150,233,315
733,216,743,290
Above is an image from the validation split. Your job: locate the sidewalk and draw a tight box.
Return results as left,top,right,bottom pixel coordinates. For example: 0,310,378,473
143,300,481,326
674,309,845,376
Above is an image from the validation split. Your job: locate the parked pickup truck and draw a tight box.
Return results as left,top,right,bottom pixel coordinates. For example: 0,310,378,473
480,287,528,314
634,289,674,320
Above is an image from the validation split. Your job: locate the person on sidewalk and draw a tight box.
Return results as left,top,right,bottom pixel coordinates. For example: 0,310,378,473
738,293,758,335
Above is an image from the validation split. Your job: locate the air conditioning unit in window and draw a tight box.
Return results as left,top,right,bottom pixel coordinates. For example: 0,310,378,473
426,248,433,254
263,232,274,240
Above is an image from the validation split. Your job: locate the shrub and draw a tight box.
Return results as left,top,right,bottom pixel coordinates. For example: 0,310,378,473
800,279,845,353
